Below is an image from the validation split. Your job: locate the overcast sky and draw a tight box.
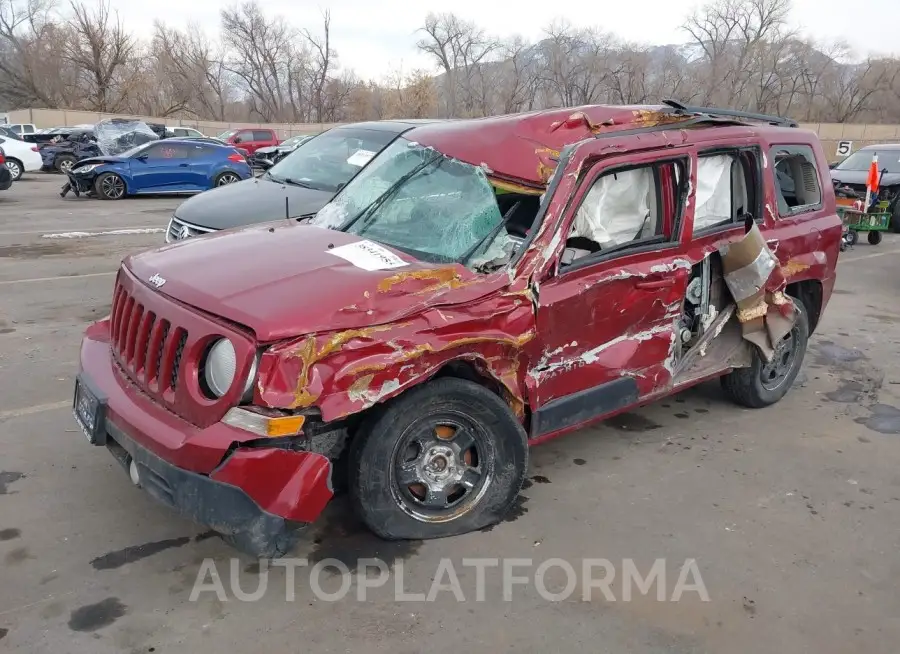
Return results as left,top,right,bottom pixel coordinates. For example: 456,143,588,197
113,0,900,80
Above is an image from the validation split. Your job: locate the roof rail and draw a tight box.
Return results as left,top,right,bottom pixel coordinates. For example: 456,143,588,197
662,99,798,128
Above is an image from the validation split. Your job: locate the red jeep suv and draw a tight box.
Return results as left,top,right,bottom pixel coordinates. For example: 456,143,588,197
75,101,841,556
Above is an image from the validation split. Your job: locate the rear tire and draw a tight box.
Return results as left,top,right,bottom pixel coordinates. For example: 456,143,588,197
721,300,809,408
55,154,76,174
6,158,23,181
349,377,528,540
868,230,883,245
94,172,126,200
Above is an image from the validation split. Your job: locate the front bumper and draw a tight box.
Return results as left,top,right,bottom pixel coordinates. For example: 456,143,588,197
77,320,334,552
65,170,97,193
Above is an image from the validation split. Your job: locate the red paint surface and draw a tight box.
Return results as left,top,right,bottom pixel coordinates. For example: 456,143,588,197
210,448,333,523
81,105,842,522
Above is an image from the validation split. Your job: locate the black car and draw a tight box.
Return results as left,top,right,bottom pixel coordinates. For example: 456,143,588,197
830,143,900,231
165,119,439,241
0,147,11,191
250,134,315,170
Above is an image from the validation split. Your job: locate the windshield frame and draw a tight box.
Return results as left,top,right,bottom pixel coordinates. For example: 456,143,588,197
217,129,238,140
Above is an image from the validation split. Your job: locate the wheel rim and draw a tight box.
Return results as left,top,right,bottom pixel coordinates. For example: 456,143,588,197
760,327,799,391
101,175,125,199
217,173,239,186
7,161,20,179
389,412,494,523
59,159,73,173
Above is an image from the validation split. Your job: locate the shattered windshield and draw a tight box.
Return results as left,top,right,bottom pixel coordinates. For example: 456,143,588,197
310,137,509,265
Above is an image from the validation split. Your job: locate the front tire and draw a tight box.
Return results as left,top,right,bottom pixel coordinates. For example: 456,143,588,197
721,300,809,408
349,377,528,540
868,230,883,245
94,173,126,200
6,158,23,181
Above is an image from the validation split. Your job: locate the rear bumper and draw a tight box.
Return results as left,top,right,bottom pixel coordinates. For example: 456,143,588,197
77,320,334,542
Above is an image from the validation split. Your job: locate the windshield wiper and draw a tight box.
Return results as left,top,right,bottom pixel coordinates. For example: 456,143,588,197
342,154,443,232
281,178,315,190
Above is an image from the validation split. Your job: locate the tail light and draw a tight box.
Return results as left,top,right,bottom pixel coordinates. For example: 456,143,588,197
0,153,5,165
31,146,39,152
227,153,245,163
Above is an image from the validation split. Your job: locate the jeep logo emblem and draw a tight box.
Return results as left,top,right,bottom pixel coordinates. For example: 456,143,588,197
148,273,166,288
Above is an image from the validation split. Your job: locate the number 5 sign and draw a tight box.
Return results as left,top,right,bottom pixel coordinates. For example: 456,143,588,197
836,141,853,157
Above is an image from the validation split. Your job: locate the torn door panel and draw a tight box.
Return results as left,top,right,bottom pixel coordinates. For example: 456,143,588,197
718,221,798,361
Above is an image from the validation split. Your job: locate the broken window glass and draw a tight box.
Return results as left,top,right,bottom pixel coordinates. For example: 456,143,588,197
771,145,822,215
311,138,505,265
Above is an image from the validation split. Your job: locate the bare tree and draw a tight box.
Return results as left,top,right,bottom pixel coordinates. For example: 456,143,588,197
302,10,336,123
416,12,499,117
63,0,136,112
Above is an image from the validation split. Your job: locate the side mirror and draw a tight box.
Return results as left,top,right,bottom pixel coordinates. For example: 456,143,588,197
136,153,149,162
233,137,242,144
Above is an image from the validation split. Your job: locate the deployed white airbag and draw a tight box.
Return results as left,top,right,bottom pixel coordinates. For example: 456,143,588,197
571,168,652,248
695,155,733,229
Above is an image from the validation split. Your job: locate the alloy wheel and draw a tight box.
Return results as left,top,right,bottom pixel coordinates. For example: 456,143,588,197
101,175,125,199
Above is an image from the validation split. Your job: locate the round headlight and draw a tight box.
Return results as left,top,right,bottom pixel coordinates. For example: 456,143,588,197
204,338,237,397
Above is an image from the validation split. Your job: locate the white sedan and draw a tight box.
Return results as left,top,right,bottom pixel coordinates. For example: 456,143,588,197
0,133,42,180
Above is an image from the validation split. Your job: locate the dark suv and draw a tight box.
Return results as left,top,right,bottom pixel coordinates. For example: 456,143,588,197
75,101,840,557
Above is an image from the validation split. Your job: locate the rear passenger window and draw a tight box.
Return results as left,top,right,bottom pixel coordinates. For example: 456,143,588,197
253,130,273,141
771,145,822,216
694,149,760,232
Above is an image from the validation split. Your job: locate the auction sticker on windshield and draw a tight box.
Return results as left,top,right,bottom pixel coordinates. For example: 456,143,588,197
327,240,408,271
346,149,376,167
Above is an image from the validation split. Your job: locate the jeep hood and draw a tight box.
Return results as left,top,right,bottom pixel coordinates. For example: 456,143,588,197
125,223,502,342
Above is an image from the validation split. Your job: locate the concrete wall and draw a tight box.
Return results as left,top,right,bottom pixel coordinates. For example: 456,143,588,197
9,108,900,160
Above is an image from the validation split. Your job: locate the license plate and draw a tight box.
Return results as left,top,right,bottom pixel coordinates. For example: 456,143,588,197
73,375,106,445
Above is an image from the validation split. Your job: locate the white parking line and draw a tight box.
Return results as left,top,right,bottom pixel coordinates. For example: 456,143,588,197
0,225,163,236
841,247,900,264
0,399,70,420
42,228,165,239
0,271,115,286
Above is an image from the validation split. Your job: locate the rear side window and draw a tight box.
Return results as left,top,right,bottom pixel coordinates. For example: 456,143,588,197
771,145,822,217
253,130,273,141
187,144,215,158
694,149,760,232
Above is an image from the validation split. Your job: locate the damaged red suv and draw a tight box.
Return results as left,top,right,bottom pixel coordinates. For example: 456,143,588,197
74,101,841,556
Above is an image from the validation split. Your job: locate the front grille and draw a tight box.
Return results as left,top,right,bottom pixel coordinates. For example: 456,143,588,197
110,285,187,395
166,216,217,243
107,266,257,428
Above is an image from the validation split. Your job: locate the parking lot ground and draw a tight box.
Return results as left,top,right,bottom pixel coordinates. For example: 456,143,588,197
2,174,900,653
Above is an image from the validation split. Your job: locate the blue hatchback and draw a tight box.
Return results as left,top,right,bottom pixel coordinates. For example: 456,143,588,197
64,139,252,200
